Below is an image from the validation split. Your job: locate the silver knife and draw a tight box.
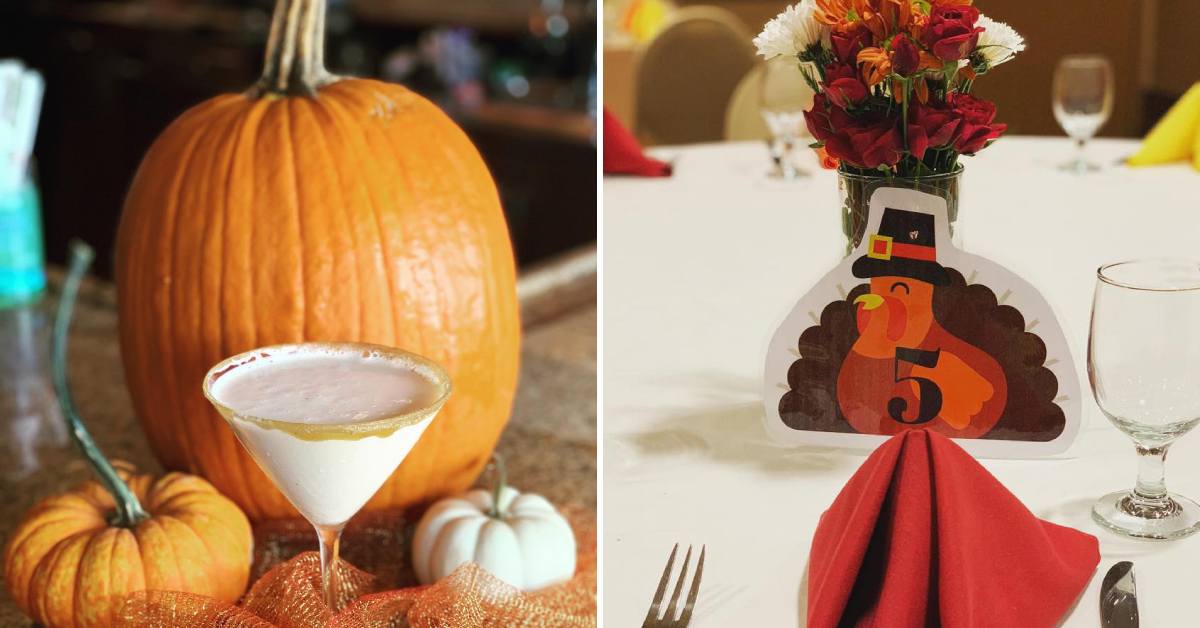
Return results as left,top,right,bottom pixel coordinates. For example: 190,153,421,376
1099,561,1138,628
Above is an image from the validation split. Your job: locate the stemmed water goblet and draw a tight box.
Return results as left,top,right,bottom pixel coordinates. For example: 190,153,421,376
1089,259,1200,540
759,57,813,180
1052,55,1114,173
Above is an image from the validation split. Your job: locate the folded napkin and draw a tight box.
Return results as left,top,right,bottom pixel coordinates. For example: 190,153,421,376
1128,82,1200,170
808,430,1099,628
603,108,672,177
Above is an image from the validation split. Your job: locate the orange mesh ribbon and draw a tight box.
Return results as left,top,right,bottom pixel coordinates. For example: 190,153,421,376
116,507,596,627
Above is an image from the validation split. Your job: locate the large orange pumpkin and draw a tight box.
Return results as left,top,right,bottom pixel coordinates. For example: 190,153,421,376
114,0,520,520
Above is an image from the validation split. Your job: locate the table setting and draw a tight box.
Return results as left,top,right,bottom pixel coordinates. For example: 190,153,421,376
0,0,597,624
604,1,1200,625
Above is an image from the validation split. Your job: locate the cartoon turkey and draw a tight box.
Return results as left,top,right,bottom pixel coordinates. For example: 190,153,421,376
835,209,1007,438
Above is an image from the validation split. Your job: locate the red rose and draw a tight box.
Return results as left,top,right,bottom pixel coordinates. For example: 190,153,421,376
804,92,837,142
948,92,996,125
921,4,983,61
954,122,1006,154
905,123,929,161
907,101,962,158
830,24,871,64
891,34,920,76
948,93,1006,153
823,63,869,108
805,94,904,169
843,122,904,169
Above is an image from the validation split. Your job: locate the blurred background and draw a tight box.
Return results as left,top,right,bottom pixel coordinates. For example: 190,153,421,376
1,0,597,276
604,0,1196,146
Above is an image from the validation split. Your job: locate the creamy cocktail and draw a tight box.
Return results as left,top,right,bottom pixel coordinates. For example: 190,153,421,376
203,343,450,608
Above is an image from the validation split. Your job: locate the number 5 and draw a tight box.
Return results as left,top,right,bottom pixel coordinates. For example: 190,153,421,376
889,347,942,424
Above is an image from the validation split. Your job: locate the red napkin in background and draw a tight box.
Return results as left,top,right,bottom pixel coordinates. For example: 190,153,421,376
603,108,672,177
808,430,1099,628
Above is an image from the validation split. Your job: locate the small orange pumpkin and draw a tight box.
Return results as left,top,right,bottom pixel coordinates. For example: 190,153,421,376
4,466,253,628
3,243,253,627
114,0,520,521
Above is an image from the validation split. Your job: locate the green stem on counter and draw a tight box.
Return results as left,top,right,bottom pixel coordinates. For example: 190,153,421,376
52,240,150,527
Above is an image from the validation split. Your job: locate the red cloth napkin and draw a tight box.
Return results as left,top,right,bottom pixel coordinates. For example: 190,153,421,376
602,108,672,177
808,430,1099,628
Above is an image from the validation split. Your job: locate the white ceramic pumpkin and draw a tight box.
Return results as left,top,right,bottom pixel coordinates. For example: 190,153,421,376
412,459,576,590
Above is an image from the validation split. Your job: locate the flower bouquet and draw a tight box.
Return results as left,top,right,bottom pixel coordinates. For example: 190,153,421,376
753,0,1024,249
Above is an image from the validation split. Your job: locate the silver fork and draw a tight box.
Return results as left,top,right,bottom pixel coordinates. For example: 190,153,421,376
642,544,706,627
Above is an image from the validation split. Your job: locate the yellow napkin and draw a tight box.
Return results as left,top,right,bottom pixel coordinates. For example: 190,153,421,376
1128,83,1200,170
620,0,672,42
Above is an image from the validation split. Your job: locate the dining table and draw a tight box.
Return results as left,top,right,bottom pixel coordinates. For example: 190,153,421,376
603,137,1200,626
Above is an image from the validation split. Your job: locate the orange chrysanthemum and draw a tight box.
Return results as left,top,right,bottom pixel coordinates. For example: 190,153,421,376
857,46,892,86
857,45,939,87
814,0,856,30
815,146,840,169
817,0,919,38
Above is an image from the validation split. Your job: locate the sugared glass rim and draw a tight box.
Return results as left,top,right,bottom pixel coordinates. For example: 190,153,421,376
837,164,964,183
1097,259,1200,292
202,342,451,441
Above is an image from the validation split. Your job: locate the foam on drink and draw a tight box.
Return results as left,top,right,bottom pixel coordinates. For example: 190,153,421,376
210,347,439,425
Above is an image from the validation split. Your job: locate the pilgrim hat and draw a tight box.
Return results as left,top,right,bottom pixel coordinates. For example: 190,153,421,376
852,208,950,286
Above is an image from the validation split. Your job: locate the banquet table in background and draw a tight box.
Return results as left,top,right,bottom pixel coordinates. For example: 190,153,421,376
603,137,1200,626
0,259,597,626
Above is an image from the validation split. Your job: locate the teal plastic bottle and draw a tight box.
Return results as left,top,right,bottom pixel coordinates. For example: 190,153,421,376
0,176,46,308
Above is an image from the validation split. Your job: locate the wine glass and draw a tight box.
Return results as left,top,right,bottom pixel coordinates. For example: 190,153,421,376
204,343,450,608
1089,259,1200,540
1052,55,1113,173
759,57,813,179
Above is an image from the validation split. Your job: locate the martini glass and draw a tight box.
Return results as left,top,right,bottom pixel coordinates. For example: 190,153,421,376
203,342,450,608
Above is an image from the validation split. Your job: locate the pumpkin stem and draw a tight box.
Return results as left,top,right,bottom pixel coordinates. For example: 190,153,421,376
488,454,507,519
251,0,334,98
52,240,150,527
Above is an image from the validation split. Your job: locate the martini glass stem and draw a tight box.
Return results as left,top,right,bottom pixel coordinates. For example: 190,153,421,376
316,523,344,610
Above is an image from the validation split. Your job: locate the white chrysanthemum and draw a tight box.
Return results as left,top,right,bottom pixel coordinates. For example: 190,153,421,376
976,15,1025,68
753,1,827,60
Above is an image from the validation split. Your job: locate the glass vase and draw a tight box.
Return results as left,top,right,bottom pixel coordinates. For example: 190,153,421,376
838,166,963,256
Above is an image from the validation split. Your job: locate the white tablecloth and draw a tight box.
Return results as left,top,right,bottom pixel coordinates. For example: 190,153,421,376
603,137,1200,627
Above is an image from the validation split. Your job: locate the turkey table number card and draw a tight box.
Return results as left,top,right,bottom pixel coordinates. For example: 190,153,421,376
763,188,1081,457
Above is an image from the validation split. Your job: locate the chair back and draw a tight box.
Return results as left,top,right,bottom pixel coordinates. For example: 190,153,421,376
724,64,767,141
635,6,756,145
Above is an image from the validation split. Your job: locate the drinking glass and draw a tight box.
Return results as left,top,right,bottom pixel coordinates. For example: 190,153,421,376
204,343,451,608
1089,259,1200,540
759,57,812,179
1052,55,1113,173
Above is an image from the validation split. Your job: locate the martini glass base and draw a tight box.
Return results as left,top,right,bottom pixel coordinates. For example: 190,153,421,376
1092,490,1200,540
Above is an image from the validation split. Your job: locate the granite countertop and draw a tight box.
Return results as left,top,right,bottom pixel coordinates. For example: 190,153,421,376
0,268,596,625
